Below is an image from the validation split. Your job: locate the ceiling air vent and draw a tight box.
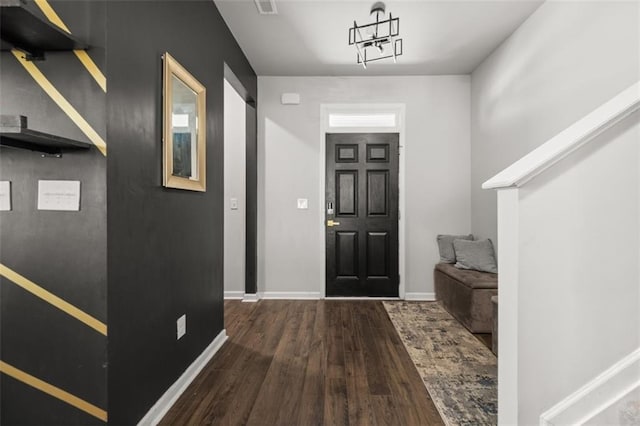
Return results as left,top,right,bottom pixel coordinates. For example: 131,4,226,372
254,0,277,15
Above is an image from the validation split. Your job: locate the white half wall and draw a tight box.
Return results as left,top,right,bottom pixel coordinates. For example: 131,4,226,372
585,385,640,425
258,76,470,296
515,111,640,424
223,79,246,294
471,1,640,246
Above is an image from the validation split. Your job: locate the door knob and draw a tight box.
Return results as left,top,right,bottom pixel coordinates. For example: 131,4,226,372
327,219,341,227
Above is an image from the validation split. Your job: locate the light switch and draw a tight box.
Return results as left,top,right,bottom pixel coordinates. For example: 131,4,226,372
230,198,238,210
177,314,186,340
0,181,11,211
297,198,308,209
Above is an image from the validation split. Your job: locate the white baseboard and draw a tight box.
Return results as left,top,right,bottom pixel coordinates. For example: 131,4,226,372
260,291,321,300
239,292,432,301
137,330,228,426
242,293,259,303
224,291,244,300
326,297,401,300
540,347,640,425
404,292,436,301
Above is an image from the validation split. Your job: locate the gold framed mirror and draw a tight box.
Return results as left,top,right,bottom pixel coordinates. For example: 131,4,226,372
162,52,206,191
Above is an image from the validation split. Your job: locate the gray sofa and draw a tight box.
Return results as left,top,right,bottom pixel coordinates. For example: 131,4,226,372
434,263,498,333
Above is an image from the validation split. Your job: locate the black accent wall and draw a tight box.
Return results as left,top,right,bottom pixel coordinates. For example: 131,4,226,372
105,1,256,424
0,1,107,425
1,0,256,424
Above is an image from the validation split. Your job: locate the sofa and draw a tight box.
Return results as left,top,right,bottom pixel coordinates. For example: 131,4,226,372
434,263,498,333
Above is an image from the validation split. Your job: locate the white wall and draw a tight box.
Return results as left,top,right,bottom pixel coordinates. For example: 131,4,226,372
223,79,246,296
472,3,640,422
515,112,640,424
258,76,470,297
585,386,640,425
471,1,640,246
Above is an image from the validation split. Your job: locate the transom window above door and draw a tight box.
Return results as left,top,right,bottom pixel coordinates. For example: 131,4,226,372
328,113,396,128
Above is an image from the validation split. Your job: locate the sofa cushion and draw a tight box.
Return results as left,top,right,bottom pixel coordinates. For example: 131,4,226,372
435,263,497,289
436,234,473,263
453,238,498,274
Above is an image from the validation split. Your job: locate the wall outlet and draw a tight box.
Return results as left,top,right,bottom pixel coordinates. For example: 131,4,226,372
297,198,308,209
230,198,238,210
177,314,186,340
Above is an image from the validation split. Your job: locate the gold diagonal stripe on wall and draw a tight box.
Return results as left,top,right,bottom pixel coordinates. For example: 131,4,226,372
33,0,107,92
0,264,107,336
0,361,107,422
73,50,107,92
33,0,71,33
12,50,107,156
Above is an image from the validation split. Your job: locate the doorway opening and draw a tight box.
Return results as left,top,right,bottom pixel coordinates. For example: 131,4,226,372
320,104,406,299
223,79,246,299
223,64,257,300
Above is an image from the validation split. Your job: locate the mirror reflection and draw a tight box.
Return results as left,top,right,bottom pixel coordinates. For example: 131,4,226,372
171,76,198,179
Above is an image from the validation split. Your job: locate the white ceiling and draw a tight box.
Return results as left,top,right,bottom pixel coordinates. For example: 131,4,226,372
214,0,543,76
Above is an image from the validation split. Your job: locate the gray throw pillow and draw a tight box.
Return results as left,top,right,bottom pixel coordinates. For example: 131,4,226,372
453,238,498,273
437,234,474,263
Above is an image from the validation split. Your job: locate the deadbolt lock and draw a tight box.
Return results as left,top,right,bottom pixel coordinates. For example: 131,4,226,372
327,201,334,215
327,219,341,227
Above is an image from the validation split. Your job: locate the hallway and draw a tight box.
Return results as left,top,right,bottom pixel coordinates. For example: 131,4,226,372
161,300,444,425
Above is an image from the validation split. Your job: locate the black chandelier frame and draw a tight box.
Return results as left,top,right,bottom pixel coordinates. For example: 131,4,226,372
348,11,403,68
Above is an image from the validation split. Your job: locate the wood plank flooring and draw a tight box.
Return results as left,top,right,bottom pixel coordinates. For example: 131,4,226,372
160,300,445,425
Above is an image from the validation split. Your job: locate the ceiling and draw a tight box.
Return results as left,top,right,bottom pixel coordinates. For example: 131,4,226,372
214,0,543,76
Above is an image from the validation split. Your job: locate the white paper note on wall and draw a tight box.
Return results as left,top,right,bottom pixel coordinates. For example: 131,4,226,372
38,180,81,211
0,181,11,211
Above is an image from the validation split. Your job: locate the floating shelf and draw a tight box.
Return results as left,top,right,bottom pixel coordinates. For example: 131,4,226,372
0,115,92,154
0,0,87,60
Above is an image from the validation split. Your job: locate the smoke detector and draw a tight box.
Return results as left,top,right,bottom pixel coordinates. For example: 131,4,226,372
255,0,277,15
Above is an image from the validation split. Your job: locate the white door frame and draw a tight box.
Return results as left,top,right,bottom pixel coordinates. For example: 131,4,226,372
319,103,406,299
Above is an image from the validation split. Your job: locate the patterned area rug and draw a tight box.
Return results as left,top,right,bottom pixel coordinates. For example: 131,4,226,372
383,301,497,426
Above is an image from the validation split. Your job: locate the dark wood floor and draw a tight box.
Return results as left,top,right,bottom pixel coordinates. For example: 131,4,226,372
161,300,446,425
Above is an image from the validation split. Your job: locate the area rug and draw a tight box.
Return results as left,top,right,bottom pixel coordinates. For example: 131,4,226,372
383,301,497,426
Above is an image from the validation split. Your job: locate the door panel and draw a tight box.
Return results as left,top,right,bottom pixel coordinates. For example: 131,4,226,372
367,144,389,162
336,231,359,278
337,171,357,216
367,170,389,216
326,133,399,297
336,144,358,162
366,232,389,278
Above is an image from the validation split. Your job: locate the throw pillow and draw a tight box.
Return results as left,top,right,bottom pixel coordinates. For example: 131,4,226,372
453,238,498,274
436,234,474,263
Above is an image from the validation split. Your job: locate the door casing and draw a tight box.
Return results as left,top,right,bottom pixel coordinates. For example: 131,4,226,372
319,104,406,299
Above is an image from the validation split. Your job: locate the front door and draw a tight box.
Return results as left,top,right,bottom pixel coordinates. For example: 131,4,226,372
325,133,399,297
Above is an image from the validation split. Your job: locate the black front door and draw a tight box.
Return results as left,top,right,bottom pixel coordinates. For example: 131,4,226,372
325,133,399,297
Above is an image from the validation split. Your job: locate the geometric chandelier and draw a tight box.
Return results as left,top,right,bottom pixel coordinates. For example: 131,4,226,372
348,2,403,69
